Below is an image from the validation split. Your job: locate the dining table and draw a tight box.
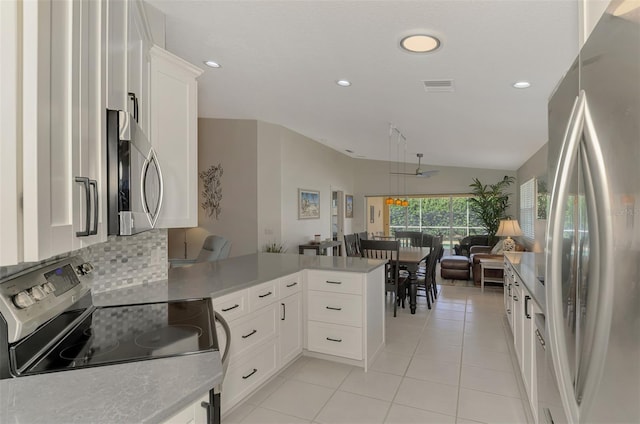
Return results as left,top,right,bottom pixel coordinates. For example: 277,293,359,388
398,246,431,314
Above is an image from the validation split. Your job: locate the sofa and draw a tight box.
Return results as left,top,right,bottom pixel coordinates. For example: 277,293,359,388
453,235,489,257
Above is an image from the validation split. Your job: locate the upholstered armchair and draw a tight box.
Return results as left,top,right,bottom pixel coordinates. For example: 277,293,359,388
169,235,231,268
453,235,490,257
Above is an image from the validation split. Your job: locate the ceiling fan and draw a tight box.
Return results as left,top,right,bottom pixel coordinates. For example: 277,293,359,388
391,153,439,178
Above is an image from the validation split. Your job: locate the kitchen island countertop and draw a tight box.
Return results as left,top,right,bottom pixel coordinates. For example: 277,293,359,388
1,253,385,423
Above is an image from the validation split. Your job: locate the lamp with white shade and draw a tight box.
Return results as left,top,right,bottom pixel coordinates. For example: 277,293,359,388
496,219,523,251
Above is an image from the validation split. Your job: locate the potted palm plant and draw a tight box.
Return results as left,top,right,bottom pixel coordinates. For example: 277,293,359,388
468,176,515,245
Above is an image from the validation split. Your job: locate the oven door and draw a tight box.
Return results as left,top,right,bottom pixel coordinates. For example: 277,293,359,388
107,109,164,236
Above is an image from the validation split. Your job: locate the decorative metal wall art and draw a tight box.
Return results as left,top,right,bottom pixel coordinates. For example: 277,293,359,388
200,164,223,219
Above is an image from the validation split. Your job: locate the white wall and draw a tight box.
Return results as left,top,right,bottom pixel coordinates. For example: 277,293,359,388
257,122,283,251
192,118,258,257
277,126,354,251
516,143,548,252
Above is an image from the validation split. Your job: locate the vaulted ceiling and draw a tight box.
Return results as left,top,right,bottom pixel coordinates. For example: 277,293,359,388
148,0,579,170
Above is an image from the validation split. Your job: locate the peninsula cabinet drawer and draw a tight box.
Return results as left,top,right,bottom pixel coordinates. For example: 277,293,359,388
308,293,362,327
307,321,363,360
279,273,302,297
228,303,277,362
221,340,278,413
249,280,279,311
307,271,363,295
213,290,249,322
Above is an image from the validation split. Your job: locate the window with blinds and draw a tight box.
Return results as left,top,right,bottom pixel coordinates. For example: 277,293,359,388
520,178,535,240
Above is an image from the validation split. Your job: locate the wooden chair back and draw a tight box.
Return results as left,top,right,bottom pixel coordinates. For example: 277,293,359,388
360,239,404,316
344,233,360,257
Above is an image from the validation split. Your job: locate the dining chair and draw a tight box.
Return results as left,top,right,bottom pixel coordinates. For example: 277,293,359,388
394,231,423,247
360,239,406,317
168,235,231,268
344,233,360,257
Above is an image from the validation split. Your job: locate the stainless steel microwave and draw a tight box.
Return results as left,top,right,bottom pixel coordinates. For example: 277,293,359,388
106,109,164,236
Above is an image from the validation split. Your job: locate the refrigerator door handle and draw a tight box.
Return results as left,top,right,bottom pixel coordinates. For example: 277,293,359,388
546,91,584,423
574,92,614,418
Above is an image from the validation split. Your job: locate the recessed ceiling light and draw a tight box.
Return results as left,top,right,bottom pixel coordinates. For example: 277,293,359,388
400,34,440,53
336,79,351,87
204,60,221,68
513,81,531,89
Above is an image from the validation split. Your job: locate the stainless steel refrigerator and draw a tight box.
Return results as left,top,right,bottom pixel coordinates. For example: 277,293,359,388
545,2,640,423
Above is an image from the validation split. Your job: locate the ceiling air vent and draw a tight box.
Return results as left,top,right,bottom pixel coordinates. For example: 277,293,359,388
422,79,454,93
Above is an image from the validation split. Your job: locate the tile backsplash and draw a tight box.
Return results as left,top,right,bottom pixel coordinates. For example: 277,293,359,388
0,230,168,293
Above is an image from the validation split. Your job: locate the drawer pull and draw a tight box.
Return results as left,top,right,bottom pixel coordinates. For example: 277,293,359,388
326,337,342,343
513,295,519,301
286,282,298,288
326,306,342,311
221,304,239,312
242,368,258,379
258,291,273,298
242,329,257,339
325,280,342,285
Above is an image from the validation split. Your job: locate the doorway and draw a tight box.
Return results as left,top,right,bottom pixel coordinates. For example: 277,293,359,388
331,190,344,245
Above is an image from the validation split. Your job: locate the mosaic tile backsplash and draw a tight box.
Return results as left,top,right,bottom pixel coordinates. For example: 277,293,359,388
0,230,168,293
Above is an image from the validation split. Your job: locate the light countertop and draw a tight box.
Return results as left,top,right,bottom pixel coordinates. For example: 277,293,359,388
1,252,384,423
504,251,546,313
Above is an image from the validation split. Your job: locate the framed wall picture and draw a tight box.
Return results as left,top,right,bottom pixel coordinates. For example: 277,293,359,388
298,189,320,219
345,195,354,218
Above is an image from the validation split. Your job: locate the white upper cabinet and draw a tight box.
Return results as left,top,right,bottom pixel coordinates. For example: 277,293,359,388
149,46,202,228
127,0,153,135
21,0,106,263
0,0,22,265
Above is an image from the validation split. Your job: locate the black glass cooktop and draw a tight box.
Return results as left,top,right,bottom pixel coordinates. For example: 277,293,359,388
18,298,217,375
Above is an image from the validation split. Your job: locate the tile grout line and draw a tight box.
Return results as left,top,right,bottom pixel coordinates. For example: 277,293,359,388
453,289,469,422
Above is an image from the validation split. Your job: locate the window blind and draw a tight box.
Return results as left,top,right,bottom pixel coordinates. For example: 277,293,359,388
520,178,535,240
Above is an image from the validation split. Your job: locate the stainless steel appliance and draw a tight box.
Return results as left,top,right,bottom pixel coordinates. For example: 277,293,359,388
545,3,640,423
0,256,230,423
107,109,164,236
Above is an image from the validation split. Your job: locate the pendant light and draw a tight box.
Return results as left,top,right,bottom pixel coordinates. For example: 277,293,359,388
385,125,394,205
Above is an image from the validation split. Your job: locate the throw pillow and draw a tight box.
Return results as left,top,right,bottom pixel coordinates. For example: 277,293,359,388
491,239,505,254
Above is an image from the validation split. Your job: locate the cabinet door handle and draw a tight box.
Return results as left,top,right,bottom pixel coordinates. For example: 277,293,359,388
326,306,342,311
89,179,98,235
325,280,342,285
258,291,272,298
241,329,257,339
221,304,239,312
525,295,531,319
281,302,286,321
286,282,298,288
326,337,342,343
75,177,90,237
513,295,519,301
242,368,258,379
128,92,138,122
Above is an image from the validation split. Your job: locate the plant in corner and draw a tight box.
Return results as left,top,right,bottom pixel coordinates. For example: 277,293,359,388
468,175,515,246
263,242,286,253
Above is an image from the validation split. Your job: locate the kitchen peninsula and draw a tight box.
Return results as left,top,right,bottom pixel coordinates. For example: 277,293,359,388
0,253,386,423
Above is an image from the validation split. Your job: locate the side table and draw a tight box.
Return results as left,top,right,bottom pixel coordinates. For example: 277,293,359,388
480,259,504,292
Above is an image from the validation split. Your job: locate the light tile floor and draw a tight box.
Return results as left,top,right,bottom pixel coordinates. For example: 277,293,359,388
223,274,528,424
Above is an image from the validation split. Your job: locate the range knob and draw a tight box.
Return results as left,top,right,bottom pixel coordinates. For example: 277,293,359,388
78,262,94,275
13,291,35,309
31,285,46,301
43,282,56,294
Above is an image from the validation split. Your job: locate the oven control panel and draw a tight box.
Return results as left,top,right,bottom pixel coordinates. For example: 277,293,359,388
0,256,93,343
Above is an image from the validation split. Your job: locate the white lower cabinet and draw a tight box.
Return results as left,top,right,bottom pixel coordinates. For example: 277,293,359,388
217,272,302,417
307,321,363,360
305,268,385,370
505,255,539,423
222,339,278,412
163,393,209,424
279,291,303,366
